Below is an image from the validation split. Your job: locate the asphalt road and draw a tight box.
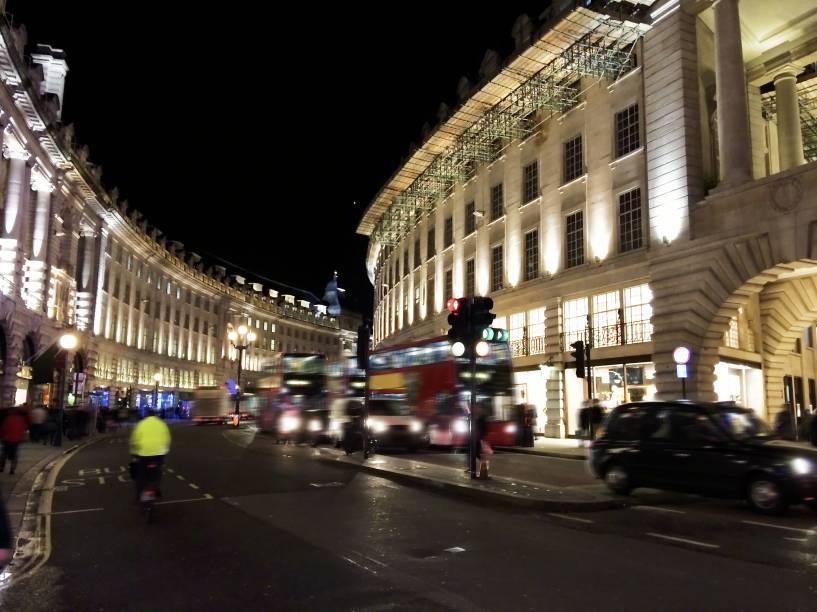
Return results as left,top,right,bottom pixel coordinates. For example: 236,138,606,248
5,424,817,611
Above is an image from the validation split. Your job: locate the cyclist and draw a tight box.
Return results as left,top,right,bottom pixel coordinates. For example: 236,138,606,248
129,409,171,501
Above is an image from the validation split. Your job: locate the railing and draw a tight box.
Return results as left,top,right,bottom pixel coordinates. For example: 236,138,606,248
529,335,546,355
561,319,652,351
510,335,528,358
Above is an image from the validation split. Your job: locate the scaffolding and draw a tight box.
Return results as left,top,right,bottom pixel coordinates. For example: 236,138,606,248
366,6,649,249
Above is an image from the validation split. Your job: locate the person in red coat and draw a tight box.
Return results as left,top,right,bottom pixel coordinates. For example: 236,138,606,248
1,407,29,475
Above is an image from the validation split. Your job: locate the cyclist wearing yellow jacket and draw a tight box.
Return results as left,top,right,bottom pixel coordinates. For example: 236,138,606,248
129,411,171,500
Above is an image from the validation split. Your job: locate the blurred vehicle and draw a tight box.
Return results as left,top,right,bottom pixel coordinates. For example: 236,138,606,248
326,357,367,444
368,336,516,448
590,400,817,515
190,386,231,425
364,398,427,452
258,353,327,443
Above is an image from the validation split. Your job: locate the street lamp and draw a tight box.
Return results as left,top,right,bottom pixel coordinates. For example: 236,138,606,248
55,331,79,447
153,372,162,413
228,324,257,425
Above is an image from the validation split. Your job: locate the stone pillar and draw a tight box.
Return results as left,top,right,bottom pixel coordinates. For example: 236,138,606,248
713,0,752,187
0,131,30,296
544,295,565,438
75,229,97,332
23,167,54,311
773,68,806,171
92,229,108,336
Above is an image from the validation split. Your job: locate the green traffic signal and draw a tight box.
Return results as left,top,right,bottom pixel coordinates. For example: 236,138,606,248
482,328,494,341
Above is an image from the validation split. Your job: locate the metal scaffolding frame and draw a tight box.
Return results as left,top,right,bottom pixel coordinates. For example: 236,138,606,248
370,11,645,248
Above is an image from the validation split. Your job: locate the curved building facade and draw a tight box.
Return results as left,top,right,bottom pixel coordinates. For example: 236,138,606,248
0,13,351,413
359,0,817,438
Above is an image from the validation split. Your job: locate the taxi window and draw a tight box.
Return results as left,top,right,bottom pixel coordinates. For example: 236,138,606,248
672,410,727,444
608,406,647,441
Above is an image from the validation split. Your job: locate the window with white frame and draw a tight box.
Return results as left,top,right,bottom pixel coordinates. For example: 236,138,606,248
615,104,640,158
466,259,475,296
491,245,503,292
426,277,434,315
465,201,476,235
592,291,621,347
563,297,588,348
725,317,739,349
490,183,504,221
618,188,643,253
414,239,421,269
444,217,453,248
623,283,653,343
414,286,420,322
522,161,539,204
445,269,453,300
528,307,545,355
524,229,539,281
427,228,435,260
563,135,583,183
566,211,584,268
509,312,526,357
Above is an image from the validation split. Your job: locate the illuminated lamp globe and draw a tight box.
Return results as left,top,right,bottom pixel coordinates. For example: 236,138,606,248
59,333,78,350
237,324,248,336
475,341,490,357
153,372,162,383
228,330,238,342
246,331,257,342
451,341,466,357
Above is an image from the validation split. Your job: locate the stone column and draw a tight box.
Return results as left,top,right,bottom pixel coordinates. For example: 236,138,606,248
23,167,54,311
773,67,806,171
0,131,30,296
713,0,752,187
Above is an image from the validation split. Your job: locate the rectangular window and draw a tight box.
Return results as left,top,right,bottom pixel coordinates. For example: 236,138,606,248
563,135,583,183
592,290,621,347
524,229,539,281
810,379,816,412
615,104,640,158
522,161,539,204
427,228,436,260
465,201,476,235
807,326,814,349
563,297,588,349
445,269,453,301
491,245,503,293
509,312,527,357
566,211,584,268
528,307,545,355
618,188,643,253
466,259,475,296
623,283,653,343
490,183,503,221
444,217,453,248
427,277,434,316
725,317,739,349
414,286,420,322
414,239,421,269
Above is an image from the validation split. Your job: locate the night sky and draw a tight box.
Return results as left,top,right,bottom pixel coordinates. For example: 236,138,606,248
7,1,550,317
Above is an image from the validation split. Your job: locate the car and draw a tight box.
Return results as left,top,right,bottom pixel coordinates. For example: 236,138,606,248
365,398,428,452
589,400,817,515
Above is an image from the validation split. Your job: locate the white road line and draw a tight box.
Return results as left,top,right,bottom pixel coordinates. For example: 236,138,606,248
632,505,686,515
176,475,185,481
155,494,214,506
342,556,377,576
50,508,104,516
350,550,388,568
647,532,720,549
547,513,595,524
784,537,809,543
166,468,175,473
188,483,200,490
742,520,816,536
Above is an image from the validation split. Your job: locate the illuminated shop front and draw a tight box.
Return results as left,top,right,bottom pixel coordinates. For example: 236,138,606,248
512,367,548,434
564,361,656,438
714,361,764,415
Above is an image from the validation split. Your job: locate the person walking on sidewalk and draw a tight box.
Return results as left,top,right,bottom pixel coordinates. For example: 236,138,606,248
0,407,29,475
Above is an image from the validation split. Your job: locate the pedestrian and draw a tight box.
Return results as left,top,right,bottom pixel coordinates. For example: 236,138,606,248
579,402,591,444
29,403,48,443
0,407,28,475
774,407,794,440
476,403,491,479
588,399,604,440
523,404,536,447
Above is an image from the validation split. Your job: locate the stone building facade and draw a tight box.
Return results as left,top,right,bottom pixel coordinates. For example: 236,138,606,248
358,0,817,437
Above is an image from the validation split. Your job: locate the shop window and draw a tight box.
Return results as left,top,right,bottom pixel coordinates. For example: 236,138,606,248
623,284,653,344
562,297,588,349
592,291,620,347
527,307,545,355
509,312,526,358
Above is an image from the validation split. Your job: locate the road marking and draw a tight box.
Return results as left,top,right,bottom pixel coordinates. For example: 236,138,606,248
784,537,809,543
310,482,343,488
647,532,720,549
166,468,175,473
632,505,686,515
351,550,388,567
742,520,816,536
176,475,186,481
50,508,104,516
342,555,378,576
155,494,213,506
444,546,466,553
188,483,200,490
547,513,595,524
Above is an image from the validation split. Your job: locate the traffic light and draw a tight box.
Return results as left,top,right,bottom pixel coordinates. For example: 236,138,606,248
469,297,495,341
447,297,468,344
447,297,497,356
481,327,509,342
570,340,586,378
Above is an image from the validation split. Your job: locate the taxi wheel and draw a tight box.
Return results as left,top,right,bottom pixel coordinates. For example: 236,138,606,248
746,475,788,515
603,462,632,495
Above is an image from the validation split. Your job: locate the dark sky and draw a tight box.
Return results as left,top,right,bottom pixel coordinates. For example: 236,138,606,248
6,1,549,317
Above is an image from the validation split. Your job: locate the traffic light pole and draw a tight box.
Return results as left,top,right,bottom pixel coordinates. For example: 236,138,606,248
469,348,477,479
585,344,593,400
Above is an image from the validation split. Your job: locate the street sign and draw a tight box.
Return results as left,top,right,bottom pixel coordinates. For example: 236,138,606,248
676,364,688,379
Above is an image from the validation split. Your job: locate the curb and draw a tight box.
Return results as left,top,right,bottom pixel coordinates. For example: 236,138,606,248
317,455,631,513
3,434,110,585
494,446,588,461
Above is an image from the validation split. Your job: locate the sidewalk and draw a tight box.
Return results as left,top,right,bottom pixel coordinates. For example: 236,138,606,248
495,436,589,460
317,448,648,512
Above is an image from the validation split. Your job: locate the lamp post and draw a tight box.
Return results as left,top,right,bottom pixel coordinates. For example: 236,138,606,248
228,324,256,425
55,331,79,447
153,372,162,414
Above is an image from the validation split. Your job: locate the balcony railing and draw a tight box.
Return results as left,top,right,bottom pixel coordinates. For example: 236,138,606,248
561,319,652,351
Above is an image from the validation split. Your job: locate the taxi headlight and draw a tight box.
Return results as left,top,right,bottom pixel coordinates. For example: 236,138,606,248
280,415,301,432
308,419,322,432
410,420,423,433
453,419,468,434
791,457,812,475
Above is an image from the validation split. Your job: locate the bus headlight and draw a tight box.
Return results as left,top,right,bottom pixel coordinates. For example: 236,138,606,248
329,420,341,432
280,415,301,433
308,419,322,432
504,424,517,434
453,419,468,434
367,419,387,434
410,420,423,433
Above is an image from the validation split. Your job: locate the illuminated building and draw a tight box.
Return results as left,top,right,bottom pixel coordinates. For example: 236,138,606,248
358,0,817,437
0,15,347,411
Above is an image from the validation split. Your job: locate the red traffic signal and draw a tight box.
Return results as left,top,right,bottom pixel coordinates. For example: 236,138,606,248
446,297,460,313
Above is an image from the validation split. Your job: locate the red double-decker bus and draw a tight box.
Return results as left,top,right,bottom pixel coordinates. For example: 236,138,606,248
368,336,517,447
